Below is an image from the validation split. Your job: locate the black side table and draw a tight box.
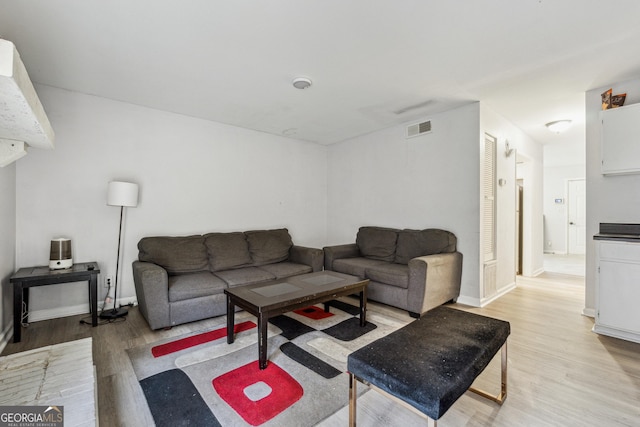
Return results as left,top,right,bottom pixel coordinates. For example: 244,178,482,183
10,261,100,343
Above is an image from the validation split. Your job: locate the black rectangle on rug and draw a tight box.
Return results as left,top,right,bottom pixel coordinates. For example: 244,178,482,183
140,368,222,427
279,342,342,379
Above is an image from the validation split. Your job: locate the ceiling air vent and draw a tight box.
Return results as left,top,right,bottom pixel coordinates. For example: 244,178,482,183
406,120,432,139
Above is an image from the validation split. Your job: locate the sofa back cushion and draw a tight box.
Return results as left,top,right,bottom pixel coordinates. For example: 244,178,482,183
138,235,208,274
394,229,457,264
245,228,293,265
204,232,253,272
356,226,398,262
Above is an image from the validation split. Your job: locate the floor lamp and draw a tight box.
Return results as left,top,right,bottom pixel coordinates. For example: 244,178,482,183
101,181,139,320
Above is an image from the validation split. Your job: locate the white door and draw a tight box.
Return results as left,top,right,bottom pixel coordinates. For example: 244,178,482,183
568,179,586,255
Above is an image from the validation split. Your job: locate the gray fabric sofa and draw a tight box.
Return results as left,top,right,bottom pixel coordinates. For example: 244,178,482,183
132,228,323,330
323,226,462,318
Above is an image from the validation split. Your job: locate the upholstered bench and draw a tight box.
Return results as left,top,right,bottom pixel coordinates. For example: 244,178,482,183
347,306,510,426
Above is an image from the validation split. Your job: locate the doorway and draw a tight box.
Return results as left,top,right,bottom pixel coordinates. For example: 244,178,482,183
567,178,586,255
516,181,523,275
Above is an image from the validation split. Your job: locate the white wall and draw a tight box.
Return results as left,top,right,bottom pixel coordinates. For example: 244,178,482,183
543,164,585,254
0,162,16,346
480,105,544,296
327,103,482,302
16,85,328,320
585,78,640,315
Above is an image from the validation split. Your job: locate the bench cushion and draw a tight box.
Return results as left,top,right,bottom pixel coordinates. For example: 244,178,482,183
347,306,510,420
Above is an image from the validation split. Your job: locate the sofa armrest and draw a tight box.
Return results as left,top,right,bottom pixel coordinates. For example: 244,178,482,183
323,243,360,270
289,245,324,272
407,252,463,316
132,261,171,330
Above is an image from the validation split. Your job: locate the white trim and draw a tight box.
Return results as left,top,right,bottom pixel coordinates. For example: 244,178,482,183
480,282,516,307
582,307,595,318
593,324,640,344
531,267,545,277
455,295,481,307
26,296,137,323
0,322,12,355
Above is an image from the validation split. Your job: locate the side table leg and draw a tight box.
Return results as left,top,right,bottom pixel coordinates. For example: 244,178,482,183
13,283,22,343
258,315,268,369
90,273,98,327
226,295,235,344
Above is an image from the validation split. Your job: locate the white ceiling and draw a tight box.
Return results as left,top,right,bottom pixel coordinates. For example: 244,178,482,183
1,1,640,159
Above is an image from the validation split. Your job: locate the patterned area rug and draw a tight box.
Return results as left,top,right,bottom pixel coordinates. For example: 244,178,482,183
127,299,411,426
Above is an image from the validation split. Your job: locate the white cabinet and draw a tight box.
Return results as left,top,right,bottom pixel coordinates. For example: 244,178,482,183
601,103,640,175
594,240,640,343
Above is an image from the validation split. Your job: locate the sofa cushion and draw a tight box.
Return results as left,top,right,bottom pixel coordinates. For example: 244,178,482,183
332,257,389,278
214,267,276,287
257,262,313,279
138,235,208,274
365,263,409,289
245,229,293,266
394,229,457,264
168,271,227,302
204,232,252,272
356,227,398,262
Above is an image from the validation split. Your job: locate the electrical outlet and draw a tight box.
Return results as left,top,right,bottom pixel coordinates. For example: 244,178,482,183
104,275,114,288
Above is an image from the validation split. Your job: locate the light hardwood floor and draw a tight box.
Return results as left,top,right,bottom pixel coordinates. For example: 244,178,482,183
2,272,639,426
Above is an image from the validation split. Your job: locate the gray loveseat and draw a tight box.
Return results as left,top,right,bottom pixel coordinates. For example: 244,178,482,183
132,228,323,329
323,226,462,318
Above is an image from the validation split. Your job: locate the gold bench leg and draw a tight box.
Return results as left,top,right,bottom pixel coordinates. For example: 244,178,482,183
469,341,508,404
350,373,438,426
349,372,357,427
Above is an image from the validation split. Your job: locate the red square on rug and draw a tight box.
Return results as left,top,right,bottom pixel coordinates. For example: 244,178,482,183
151,321,256,358
212,361,303,426
293,305,334,320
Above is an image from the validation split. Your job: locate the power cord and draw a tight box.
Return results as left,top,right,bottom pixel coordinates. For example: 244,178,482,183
79,283,133,326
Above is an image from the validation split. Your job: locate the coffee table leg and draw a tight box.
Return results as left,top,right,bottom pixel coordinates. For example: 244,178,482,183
258,314,268,369
226,295,235,344
359,287,367,326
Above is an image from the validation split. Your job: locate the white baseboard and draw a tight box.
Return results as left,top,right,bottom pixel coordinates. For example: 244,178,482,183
457,282,516,308
27,296,138,323
480,282,516,307
455,295,481,307
593,324,640,344
582,307,596,318
532,267,545,277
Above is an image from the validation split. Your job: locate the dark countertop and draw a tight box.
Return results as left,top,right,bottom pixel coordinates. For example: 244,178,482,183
594,233,640,242
594,223,640,242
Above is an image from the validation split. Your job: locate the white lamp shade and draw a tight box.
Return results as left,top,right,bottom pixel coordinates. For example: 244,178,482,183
107,181,139,207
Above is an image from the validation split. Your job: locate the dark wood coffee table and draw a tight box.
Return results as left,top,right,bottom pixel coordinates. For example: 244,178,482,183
225,271,369,369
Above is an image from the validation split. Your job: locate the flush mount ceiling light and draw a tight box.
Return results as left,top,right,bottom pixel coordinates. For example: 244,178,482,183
292,77,312,90
545,120,572,134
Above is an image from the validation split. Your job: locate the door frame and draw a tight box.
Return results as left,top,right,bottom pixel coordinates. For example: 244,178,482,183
566,178,586,255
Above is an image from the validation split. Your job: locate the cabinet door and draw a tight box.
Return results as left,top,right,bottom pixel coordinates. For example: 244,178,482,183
601,103,640,175
597,259,640,332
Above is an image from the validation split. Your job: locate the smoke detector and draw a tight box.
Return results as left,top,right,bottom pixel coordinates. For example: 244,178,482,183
292,77,312,90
